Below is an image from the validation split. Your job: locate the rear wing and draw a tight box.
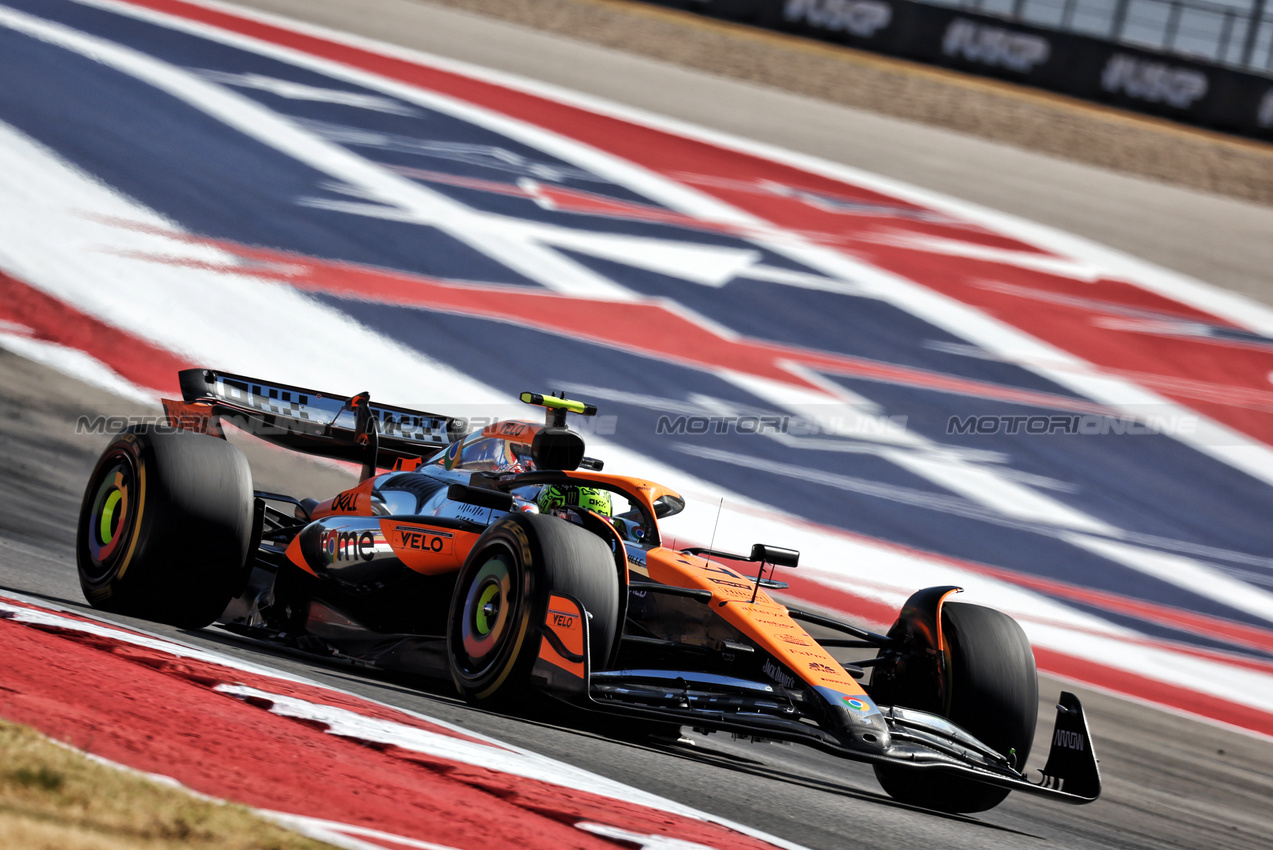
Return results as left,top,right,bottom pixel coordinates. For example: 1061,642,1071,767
166,368,467,473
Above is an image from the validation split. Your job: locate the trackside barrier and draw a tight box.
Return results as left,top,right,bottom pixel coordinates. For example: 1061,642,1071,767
635,0,1273,141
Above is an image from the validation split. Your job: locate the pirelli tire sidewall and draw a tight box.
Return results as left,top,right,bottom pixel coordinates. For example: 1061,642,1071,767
872,601,1039,813
76,425,253,629
447,511,619,704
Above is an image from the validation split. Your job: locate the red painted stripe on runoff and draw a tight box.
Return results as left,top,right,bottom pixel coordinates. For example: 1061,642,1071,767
0,270,186,395
1032,646,1273,739
783,569,1273,680
0,600,793,850
955,560,1273,656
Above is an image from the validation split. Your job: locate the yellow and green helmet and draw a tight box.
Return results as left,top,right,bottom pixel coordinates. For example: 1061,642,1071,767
538,484,612,517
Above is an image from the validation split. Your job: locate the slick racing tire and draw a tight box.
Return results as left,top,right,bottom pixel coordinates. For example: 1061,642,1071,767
76,425,253,629
447,512,619,705
873,602,1038,813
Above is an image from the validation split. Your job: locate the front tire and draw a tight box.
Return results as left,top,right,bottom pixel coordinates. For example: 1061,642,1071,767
76,426,253,629
447,512,619,704
873,601,1038,813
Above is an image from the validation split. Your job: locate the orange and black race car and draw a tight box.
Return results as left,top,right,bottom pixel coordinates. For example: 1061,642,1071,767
77,368,1100,814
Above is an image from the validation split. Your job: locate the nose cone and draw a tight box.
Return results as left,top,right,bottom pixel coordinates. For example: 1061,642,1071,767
816,687,892,753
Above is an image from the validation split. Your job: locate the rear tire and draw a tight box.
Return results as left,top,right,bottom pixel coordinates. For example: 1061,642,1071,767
76,426,253,629
873,602,1038,813
447,512,619,705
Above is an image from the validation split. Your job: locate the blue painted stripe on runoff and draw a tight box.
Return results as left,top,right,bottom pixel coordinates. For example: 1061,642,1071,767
828,375,1273,564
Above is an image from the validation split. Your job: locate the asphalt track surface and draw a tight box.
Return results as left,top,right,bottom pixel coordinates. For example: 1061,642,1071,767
2,2,1273,849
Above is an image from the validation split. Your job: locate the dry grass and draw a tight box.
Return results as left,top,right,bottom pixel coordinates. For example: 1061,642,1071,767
421,0,1273,205
0,721,331,850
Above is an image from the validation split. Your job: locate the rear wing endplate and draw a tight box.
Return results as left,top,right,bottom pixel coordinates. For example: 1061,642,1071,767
169,368,467,471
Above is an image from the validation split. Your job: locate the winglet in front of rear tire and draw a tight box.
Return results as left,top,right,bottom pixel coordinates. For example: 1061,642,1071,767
1033,691,1102,802
531,593,591,700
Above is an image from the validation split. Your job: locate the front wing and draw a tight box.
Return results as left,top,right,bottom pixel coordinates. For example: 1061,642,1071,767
532,593,1101,805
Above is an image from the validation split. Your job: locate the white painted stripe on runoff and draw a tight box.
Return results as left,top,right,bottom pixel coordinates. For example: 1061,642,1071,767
0,332,158,403
259,814,461,850
217,684,737,820
880,448,1117,535
1021,615,1273,714
194,68,422,116
301,190,768,291
0,592,813,850
1064,533,1273,625
714,370,928,448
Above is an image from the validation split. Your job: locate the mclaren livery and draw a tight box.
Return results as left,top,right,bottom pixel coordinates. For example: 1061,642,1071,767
77,369,1101,814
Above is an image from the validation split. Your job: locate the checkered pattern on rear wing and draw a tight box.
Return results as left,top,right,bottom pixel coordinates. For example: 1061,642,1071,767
177,368,466,465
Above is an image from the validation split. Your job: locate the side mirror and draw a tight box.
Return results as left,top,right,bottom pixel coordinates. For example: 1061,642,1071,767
750,544,798,568
653,494,686,518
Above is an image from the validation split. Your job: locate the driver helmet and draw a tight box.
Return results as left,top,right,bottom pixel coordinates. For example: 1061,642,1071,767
538,484,612,517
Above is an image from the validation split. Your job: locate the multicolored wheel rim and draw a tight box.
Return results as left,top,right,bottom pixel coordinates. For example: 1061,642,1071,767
459,552,516,668
84,452,138,579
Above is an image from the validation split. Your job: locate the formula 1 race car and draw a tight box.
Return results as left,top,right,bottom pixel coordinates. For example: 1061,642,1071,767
76,369,1100,814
